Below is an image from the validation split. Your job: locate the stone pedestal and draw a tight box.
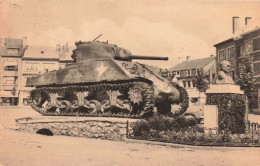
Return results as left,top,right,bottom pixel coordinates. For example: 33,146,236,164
204,105,218,134
206,84,246,133
16,116,139,141
199,92,206,104
206,84,244,94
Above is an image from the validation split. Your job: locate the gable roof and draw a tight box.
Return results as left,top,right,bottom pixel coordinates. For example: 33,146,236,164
24,45,59,58
23,45,74,61
169,56,215,71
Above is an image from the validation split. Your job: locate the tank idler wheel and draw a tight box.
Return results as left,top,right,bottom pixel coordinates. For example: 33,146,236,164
89,100,101,113
60,100,72,113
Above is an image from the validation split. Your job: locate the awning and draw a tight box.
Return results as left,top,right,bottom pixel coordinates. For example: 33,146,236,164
4,61,18,67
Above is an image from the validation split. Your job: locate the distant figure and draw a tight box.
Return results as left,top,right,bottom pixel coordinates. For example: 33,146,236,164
214,60,234,84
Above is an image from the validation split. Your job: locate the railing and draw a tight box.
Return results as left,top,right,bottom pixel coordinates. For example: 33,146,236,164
247,121,260,131
127,124,260,146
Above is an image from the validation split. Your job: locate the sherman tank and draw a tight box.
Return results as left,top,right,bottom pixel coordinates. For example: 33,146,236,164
26,38,189,118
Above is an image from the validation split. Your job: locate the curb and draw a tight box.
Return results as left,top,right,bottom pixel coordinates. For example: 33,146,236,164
124,138,260,151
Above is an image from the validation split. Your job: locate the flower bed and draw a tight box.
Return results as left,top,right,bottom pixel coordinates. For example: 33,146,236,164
128,116,260,146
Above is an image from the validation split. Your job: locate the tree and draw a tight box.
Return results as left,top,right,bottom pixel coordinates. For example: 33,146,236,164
236,54,256,111
193,68,210,93
193,68,210,104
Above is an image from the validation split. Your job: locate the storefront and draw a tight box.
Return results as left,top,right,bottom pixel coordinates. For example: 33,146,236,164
0,90,19,106
18,90,32,106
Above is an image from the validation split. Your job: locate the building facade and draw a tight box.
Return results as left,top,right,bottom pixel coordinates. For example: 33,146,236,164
0,38,74,106
214,27,260,113
0,38,27,105
169,56,216,102
19,57,60,105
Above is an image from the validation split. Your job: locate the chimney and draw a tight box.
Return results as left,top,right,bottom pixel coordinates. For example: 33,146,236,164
65,43,69,53
22,37,27,48
245,17,252,26
186,56,190,62
232,16,240,34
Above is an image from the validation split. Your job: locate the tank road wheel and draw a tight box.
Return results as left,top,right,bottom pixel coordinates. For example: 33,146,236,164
59,100,72,113
122,100,132,112
72,100,80,109
101,100,111,113
89,100,101,113
31,91,50,109
32,92,44,106
128,84,143,105
128,83,150,115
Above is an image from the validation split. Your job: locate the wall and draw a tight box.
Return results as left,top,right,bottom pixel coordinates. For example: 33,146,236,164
16,117,138,141
215,41,237,78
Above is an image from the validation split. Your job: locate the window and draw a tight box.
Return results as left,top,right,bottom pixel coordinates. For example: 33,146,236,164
3,76,17,84
183,81,186,88
245,40,253,55
187,70,191,76
7,48,19,55
229,70,235,81
192,81,196,87
180,70,187,77
254,63,260,75
218,50,225,61
226,47,235,60
187,81,191,88
241,40,253,56
4,66,18,71
191,69,197,76
212,74,216,82
253,37,260,51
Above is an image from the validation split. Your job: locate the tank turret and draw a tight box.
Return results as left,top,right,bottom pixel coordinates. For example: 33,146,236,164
71,41,168,62
27,39,189,119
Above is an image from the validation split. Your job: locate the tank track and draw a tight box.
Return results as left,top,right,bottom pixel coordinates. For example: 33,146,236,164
171,85,189,117
30,80,155,118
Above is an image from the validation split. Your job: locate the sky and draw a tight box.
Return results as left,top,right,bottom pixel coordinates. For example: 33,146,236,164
0,0,260,68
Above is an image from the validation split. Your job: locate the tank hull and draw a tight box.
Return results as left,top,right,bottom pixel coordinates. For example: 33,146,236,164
27,42,189,118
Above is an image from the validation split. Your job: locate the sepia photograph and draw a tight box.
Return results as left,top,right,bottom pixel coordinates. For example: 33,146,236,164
0,0,260,165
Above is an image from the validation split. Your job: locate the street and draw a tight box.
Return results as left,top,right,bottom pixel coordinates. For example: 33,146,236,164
0,106,260,166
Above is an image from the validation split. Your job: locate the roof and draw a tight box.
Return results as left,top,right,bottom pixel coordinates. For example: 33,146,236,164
24,45,59,58
23,45,74,61
214,18,260,47
0,38,23,48
169,57,215,71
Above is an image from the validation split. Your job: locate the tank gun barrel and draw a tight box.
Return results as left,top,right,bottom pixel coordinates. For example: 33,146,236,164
130,55,168,61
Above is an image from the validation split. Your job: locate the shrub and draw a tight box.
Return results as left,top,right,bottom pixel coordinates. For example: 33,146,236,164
132,115,198,137
206,93,246,133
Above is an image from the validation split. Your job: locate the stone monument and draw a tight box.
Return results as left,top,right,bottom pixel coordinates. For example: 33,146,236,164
208,60,243,94
205,60,245,133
